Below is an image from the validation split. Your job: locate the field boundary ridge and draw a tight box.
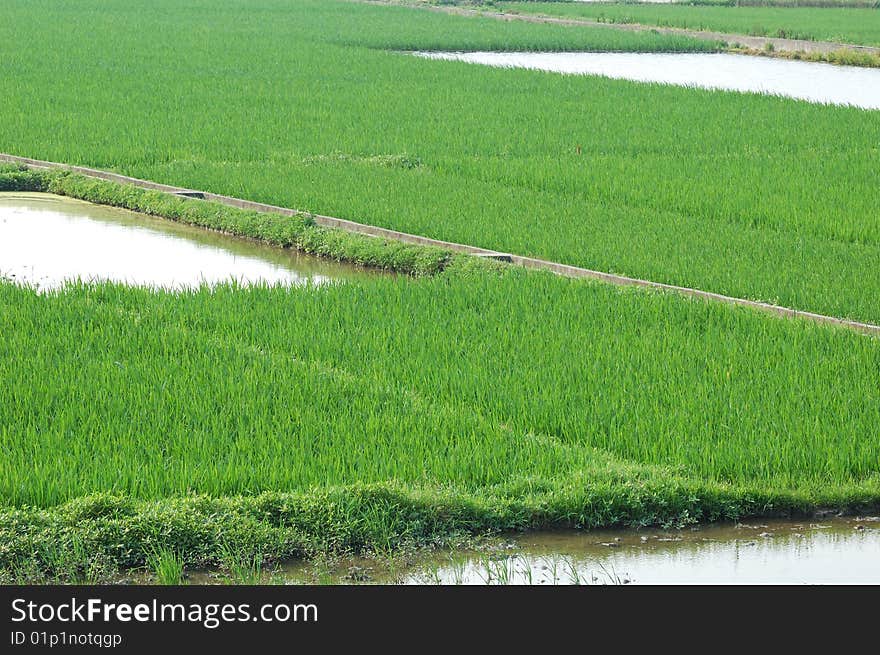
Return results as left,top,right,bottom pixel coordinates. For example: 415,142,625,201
2,152,878,336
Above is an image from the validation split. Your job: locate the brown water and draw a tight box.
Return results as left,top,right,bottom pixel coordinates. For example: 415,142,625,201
0,193,381,290
398,518,880,585
177,517,880,585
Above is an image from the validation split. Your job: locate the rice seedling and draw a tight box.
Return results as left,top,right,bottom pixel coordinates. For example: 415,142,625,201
2,272,879,508
218,544,265,585
519,556,535,585
418,563,446,585
563,558,584,586
447,557,469,585
147,549,186,586
487,556,515,585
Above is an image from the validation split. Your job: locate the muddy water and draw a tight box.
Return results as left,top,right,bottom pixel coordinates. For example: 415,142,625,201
415,51,880,110
247,517,879,585
404,518,880,585
0,193,380,290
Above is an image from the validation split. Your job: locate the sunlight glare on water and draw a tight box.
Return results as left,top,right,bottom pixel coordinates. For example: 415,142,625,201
415,52,880,110
0,193,375,290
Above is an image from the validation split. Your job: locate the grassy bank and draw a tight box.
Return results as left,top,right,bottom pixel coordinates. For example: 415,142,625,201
496,1,880,46
3,483,874,584
2,1,879,325
0,165,462,277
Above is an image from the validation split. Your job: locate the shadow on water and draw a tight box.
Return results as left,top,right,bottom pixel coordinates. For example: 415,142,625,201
0,192,386,290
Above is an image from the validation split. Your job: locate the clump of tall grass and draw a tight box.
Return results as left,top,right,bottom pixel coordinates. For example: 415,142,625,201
218,544,265,585
147,549,186,585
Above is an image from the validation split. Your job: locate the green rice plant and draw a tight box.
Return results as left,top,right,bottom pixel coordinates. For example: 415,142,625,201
147,549,186,585
545,556,562,585
3,272,879,506
218,544,265,585
593,560,628,585
519,555,534,585
447,557,469,585
419,563,445,585
563,558,583,585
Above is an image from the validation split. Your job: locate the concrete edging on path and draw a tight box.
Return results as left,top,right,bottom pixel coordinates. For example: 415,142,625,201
2,152,878,336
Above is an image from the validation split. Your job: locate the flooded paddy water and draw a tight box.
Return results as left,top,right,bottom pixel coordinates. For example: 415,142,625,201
174,517,880,585
415,51,880,110
0,192,379,290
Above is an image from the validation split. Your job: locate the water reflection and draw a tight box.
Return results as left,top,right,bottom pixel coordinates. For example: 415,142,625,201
0,193,380,290
415,51,880,109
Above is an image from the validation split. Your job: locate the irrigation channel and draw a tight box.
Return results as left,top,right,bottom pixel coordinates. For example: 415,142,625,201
174,517,880,585
415,51,880,110
0,193,380,290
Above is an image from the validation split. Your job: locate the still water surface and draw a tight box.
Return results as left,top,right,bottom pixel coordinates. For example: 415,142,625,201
415,51,880,109
395,518,880,585
0,193,379,290
181,518,878,585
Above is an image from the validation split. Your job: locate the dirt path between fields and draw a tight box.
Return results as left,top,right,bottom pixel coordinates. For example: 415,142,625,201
365,0,880,56
2,152,879,337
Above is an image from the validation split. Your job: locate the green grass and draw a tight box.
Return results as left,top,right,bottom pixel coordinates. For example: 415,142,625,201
497,1,880,46
147,549,186,585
